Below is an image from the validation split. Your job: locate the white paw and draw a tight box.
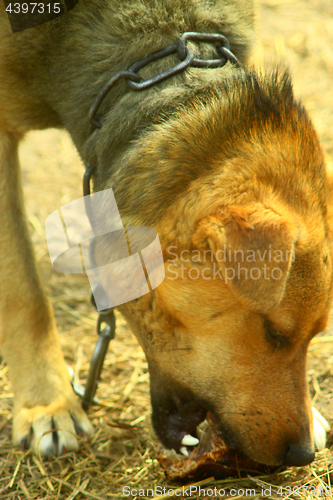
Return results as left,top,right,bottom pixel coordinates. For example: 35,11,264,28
312,406,330,451
13,397,93,456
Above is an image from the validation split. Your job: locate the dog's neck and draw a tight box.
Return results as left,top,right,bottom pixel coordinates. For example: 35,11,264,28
82,65,243,187
35,0,254,179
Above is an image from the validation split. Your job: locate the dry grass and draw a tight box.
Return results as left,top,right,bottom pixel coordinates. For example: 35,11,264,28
0,0,332,498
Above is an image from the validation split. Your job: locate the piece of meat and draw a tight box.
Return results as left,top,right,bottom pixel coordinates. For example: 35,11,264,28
157,418,276,482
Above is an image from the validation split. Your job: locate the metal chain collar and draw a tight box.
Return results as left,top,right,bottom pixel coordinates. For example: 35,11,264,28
88,31,240,131
81,31,239,409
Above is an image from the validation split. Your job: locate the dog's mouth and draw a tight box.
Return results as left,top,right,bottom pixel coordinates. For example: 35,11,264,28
157,412,276,482
149,375,276,481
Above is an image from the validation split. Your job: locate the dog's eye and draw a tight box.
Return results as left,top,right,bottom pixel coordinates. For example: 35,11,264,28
264,319,289,349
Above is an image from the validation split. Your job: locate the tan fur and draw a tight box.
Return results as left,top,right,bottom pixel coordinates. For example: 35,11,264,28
0,0,332,465
0,130,93,453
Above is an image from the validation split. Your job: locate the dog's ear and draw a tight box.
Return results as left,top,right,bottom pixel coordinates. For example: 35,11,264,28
192,204,298,313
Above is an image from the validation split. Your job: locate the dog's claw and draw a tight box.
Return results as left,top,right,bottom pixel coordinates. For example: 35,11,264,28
312,407,330,451
70,413,84,436
181,434,199,446
20,437,28,450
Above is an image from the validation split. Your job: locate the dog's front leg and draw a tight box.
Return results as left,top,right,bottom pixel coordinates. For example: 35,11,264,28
0,130,93,455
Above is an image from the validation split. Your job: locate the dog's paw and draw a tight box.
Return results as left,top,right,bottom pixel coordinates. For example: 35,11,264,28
13,397,93,456
312,406,330,451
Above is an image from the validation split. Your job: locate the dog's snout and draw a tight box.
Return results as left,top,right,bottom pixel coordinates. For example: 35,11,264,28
285,444,315,466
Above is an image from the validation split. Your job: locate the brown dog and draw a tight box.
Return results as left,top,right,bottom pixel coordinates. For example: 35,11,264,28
0,0,331,466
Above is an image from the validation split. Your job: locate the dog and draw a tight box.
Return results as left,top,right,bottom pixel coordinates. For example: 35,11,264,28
0,0,332,467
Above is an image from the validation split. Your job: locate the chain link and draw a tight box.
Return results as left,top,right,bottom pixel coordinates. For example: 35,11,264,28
88,31,239,133
82,31,239,409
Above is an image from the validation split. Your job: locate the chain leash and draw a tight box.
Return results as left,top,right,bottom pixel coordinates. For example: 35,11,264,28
88,32,239,132
80,31,239,410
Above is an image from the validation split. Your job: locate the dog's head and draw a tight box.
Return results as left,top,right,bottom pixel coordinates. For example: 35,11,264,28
97,71,333,467
118,194,332,467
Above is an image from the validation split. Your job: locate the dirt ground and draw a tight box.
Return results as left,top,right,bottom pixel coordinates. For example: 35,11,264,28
0,0,333,499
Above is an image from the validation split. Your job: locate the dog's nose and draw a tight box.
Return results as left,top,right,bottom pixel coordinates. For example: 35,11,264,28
285,444,315,466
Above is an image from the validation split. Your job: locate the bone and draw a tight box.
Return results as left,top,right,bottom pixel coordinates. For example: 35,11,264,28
181,434,199,446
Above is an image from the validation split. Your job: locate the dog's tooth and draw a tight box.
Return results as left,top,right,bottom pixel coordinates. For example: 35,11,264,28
181,434,199,446
179,446,189,457
312,407,330,431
